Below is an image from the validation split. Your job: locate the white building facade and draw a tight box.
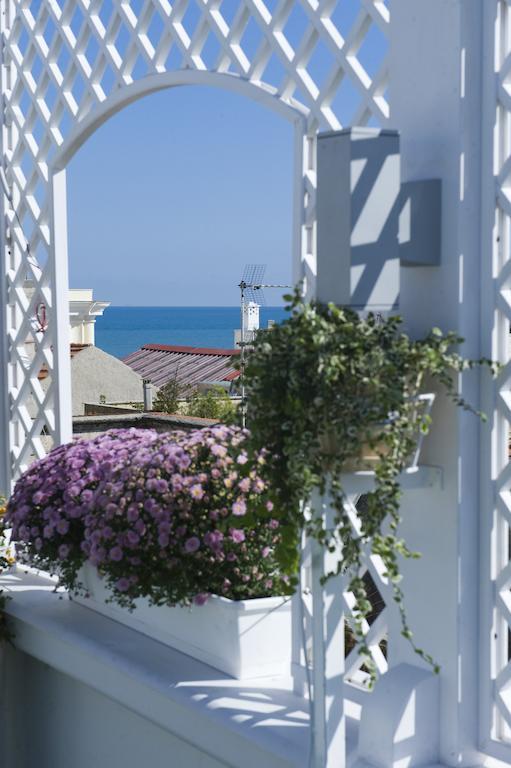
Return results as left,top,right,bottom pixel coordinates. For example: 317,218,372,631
23,283,109,352
68,289,109,346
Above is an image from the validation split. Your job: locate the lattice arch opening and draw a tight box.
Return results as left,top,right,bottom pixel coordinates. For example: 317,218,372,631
0,0,389,480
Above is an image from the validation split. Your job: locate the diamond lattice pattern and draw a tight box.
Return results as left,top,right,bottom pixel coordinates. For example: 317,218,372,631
299,493,389,694
1,0,389,476
489,0,511,747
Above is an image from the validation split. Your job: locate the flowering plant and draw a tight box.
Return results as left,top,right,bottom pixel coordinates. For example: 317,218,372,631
0,495,14,642
0,495,15,571
6,427,288,608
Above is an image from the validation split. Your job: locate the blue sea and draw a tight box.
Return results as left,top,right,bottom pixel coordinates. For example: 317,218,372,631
95,306,288,360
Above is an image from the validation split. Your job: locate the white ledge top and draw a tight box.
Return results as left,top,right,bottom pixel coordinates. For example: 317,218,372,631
339,465,442,495
0,568,358,768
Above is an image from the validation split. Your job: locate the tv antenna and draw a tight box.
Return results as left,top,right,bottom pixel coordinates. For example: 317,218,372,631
238,264,291,426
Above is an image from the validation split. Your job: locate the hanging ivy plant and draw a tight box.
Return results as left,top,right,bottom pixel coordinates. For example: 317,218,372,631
241,288,497,681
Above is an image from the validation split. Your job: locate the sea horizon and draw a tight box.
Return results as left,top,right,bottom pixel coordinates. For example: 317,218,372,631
95,305,288,360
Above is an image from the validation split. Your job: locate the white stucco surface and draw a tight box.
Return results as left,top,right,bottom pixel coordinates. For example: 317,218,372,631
39,345,143,416
2,649,228,768
71,346,143,415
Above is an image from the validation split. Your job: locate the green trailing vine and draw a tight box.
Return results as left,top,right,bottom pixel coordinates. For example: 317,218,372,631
241,288,497,683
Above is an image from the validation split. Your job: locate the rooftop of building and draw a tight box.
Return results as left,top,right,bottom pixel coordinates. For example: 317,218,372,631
37,344,91,381
123,343,240,391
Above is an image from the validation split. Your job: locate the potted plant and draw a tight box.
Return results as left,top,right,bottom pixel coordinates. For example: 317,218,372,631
5,426,293,679
241,288,496,679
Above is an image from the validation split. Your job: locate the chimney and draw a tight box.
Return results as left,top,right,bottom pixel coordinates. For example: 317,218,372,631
143,379,154,411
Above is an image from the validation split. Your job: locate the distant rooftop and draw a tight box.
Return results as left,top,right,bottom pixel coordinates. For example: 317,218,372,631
38,344,90,381
123,344,240,391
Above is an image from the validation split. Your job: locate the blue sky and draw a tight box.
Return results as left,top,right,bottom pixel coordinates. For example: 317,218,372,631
67,86,294,306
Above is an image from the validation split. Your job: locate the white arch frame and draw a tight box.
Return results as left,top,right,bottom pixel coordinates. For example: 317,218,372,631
49,70,310,448
54,70,309,168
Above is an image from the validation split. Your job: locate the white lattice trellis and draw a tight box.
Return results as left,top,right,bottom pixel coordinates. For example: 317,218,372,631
481,0,511,758
297,492,389,685
0,0,389,481
291,487,391,765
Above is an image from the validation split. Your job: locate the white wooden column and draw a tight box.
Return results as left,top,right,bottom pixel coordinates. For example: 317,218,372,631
50,169,72,446
309,487,345,768
0,179,9,493
358,2,488,766
0,242,9,494
0,0,12,493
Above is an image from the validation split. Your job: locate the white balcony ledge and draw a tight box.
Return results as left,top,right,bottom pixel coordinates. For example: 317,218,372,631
2,568,362,768
0,467,444,768
339,465,442,496
1,520,501,768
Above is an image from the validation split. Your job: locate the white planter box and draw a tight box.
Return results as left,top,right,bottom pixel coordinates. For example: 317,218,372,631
72,564,292,680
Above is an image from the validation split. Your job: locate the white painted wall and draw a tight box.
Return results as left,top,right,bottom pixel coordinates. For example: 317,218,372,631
376,2,487,766
2,647,228,768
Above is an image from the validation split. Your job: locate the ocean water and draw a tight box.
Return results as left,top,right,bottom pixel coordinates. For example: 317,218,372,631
95,306,288,359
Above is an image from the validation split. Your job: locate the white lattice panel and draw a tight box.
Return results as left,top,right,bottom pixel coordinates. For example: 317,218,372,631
483,0,511,755
0,0,389,478
296,492,389,697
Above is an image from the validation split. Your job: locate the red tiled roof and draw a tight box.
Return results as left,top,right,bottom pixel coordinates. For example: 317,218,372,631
123,344,240,391
142,344,239,357
223,370,241,382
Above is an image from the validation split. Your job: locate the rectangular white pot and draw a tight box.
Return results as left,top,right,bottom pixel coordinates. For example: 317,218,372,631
73,564,292,680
